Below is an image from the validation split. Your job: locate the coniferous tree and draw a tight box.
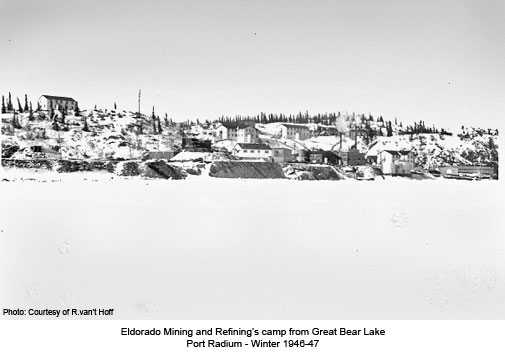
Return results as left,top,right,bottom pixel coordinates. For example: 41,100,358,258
52,119,60,131
1,95,5,113
17,98,23,113
28,102,34,121
83,117,90,132
158,116,162,133
387,121,393,136
74,102,81,116
7,92,13,111
24,94,29,112
13,113,22,129
60,107,66,126
151,106,157,133
488,136,495,151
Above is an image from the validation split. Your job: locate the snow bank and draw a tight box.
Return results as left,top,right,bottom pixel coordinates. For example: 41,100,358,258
171,151,233,162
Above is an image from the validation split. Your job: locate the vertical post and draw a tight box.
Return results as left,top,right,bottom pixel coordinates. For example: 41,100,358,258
138,89,141,118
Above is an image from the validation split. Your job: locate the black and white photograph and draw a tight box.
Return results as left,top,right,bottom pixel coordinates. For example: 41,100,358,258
1,0,504,357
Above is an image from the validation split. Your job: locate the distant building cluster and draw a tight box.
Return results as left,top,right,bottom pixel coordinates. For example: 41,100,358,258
1,92,497,180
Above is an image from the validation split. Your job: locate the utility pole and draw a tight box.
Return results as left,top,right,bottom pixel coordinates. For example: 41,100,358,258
137,89,141,118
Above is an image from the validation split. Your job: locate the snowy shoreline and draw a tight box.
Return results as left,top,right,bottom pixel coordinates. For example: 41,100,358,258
0,166,488,183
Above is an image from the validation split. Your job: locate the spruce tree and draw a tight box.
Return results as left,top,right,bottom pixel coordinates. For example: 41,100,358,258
24,94,29,112
83,117,90,132
13,113,22,129
7,92,13,111
138,117,143,134
157,116,162,133
17,98,23,113
1,95,5,113
28,102,34,121
488,136,495,150
151,106,157,133
60,108,66,126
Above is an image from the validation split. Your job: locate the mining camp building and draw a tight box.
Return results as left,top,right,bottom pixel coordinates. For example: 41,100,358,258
232,143,272,160
38,95,78,113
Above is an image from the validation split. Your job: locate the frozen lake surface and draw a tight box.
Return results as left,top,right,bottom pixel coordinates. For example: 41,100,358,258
1,176,504,319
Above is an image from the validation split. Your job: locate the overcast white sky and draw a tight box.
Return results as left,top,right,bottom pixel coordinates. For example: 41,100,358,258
1,0,504,129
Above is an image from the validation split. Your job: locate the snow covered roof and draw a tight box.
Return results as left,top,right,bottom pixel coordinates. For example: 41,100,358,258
235,143,271,150
218,122,255,130
280,123,310,130
40,95,77,102
381,150,412,156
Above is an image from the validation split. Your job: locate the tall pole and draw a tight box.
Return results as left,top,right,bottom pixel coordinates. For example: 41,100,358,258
138,89,141,118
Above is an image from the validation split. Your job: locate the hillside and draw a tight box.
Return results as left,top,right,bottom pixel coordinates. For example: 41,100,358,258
1,109,182,160
2,105,499,176
367,132,498,169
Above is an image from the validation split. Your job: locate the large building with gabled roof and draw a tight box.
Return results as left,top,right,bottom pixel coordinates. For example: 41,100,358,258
232,143,272,160
38,95,78,113
215,122,258,143
279,123,310,140
377,149,415,175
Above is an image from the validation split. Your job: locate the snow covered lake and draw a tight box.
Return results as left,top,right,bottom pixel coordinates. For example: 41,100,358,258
1,176,504,319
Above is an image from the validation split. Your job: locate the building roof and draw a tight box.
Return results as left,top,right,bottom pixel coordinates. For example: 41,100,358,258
40,95,76,102
235,143,271,150
382,150,412,156
280,123,309,130
218,122,255,130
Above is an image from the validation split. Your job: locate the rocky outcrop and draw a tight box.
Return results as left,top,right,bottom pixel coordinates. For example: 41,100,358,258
139,160,186,179
115,161,141,176
283,164,346,180
209,161,286,179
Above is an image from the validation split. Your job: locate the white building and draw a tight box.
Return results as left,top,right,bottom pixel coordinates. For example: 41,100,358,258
377,150,415,175
279,124,310,140
232,143,272,160
215,123,258,143
38,95,78,113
